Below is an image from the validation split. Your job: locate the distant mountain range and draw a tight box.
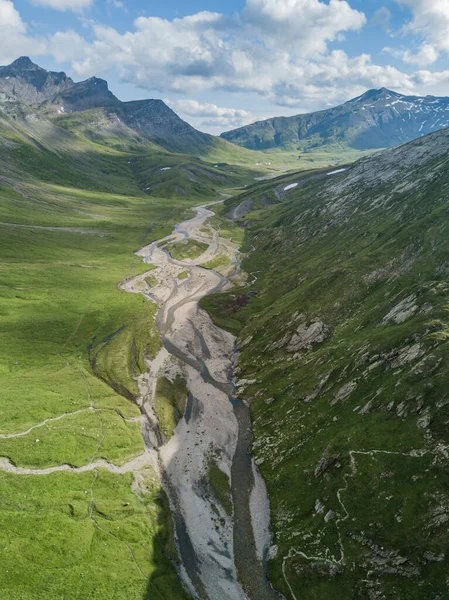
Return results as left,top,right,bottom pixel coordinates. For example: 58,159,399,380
4,57,449,160
221,88,449,152
0,56,216,155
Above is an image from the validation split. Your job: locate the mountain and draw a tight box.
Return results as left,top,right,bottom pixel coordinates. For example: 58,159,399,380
0,56,118,110
0,56,217,155
203,127,449,598
221,87,449,152
112,99,216,155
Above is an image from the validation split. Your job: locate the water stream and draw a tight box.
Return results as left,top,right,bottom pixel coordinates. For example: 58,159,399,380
123,201,281,600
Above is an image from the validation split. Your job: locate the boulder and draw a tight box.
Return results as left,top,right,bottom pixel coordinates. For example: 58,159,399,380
287,319,329,352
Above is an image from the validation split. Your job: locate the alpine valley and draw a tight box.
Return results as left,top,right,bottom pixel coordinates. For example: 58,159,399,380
1,56,449,600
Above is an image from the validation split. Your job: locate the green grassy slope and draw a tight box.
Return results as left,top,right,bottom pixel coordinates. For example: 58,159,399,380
0,106,202,599
203,129,449,599
51,102,366,174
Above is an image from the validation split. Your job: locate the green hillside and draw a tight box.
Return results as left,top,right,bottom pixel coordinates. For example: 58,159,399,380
203,128,449,599
0,104,236,599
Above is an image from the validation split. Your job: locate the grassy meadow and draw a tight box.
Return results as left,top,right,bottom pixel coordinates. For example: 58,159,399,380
0,108,208,598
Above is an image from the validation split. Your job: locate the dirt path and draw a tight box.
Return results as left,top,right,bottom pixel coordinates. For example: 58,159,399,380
122,201,281,600
0,451,154,476
0,221,106,235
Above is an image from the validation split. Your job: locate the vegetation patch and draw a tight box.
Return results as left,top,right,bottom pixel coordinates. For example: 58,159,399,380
145,275,158,287
207,457,233,516
0,410,144,468
0,468,190,600
202,254,232,271
200,291,258,336
166,239,209,261
0,115,217,598
154,377,188,441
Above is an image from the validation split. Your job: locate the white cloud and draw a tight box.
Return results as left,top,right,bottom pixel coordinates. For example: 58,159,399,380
1,0,25,30
30,0,93,11
385,43,439,66
166,99,250,120
243,0,366,53
389,1,449,69
397,0,449,53
371,7,392,29
68,0,367,101
0,0,46,64
165,99,253,132
43,0,449,110
47,30,88,63
3,0,449,125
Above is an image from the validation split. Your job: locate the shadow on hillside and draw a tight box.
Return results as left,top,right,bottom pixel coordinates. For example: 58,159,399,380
143,491,193,600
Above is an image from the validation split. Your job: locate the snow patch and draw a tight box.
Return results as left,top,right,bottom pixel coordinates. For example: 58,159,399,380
327,168,347,176
283,183,298,191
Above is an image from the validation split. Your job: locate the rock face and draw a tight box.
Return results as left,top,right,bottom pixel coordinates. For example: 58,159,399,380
114,100,214,154
0,57,72,104
0,57,215,154
222,87,449,152
287,318,329,352
381,295,418,325
0,57,118,110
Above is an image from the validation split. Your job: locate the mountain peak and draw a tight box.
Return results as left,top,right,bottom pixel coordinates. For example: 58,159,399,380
356,87,398,103
9,56,40,70
85,76,108,86
0,57,122,110
222,87,449,152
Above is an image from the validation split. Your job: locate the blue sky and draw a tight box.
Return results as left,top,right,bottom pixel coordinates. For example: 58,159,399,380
3,0,449,133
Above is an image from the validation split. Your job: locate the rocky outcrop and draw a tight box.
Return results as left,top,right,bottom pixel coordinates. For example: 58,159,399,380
381,294,418,325
0,57,118,110
287,318,329,352
0,57,216,155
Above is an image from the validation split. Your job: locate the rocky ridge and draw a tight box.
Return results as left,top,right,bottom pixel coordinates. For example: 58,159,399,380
0,57,215,154
222,87,449,152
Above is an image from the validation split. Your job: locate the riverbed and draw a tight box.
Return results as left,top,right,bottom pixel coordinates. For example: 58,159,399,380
121,201,280,600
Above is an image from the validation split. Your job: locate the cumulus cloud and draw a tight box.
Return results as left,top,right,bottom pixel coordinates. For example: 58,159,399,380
166,99,251,120
386,43,439,66
0,0,46,64
387,1,449,69
243,0,366,53
1,0,25,30
3,0,449,120
397,0,449,53
165,99,253,132
36,0,449,109
47,30,89,63
30,0,93,11
68,0,367,102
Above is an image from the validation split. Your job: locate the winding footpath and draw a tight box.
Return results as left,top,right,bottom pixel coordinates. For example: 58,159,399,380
122,201,281,600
